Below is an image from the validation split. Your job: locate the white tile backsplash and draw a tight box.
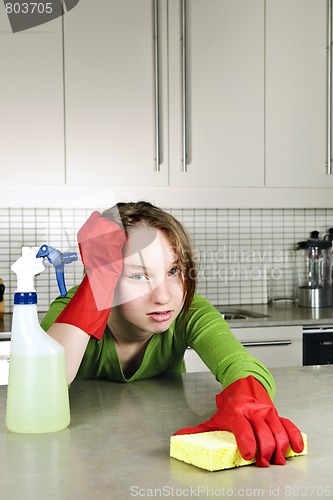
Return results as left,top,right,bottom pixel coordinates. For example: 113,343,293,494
1,207,333,312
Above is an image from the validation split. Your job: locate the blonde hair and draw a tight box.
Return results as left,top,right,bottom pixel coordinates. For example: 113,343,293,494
102,201,197,314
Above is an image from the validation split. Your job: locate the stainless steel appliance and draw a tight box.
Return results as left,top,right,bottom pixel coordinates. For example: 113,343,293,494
296,231,332,308
303,327,333,365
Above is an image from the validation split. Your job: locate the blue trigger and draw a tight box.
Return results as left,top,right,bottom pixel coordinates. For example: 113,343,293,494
36,245,78,297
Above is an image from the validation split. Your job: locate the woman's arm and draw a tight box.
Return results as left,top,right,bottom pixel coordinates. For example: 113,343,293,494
47,322,89,384
177,294,303,467
183,294,276,398
41,286,90,384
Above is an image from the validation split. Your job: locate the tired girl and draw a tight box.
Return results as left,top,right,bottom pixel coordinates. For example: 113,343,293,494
42,201,304,467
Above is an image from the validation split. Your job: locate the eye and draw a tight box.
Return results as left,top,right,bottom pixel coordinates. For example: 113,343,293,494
168,266,182,277
130,273,149,281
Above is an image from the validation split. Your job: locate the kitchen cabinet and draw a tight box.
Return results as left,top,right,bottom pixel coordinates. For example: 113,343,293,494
265,0,331,188
64,0,264,189
168,0,265,187
0,11,65,185
43,0,333,195
64,0,169,187
184,347,210,373
232,325,303,368
2,0,333,208
0,341,10,386
185,325,303,372
170,0,329,190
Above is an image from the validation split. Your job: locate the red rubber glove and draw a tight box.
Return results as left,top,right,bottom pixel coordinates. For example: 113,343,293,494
173,375,304,467
55,211,126,340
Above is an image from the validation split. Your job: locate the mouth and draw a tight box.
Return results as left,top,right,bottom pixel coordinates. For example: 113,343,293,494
147,310,173,323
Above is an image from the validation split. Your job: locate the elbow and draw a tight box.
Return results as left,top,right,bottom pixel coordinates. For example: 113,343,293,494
66,363,81,385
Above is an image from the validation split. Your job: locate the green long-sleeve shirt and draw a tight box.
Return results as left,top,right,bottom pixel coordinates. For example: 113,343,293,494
41,289,275,398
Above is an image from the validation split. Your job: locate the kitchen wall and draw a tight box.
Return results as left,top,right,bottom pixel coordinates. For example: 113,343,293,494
1,206,333,314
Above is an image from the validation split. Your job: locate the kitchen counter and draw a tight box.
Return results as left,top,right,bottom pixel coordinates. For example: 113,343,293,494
3,302,333,338
215,302,333,328
0,366,332,500
2,303,333,337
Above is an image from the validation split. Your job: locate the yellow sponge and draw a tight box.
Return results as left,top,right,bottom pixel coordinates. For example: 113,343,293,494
170,431,307,471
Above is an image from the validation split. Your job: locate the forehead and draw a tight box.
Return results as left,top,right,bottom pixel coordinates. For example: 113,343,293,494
123,226,177,264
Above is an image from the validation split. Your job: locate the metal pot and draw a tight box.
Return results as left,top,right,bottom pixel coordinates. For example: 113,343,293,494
296,231,332,308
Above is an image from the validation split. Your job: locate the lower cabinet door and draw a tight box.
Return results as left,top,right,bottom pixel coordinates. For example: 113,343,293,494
232,326,303,368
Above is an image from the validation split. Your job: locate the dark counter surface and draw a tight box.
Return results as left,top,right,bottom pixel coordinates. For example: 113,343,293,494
0,366,332,500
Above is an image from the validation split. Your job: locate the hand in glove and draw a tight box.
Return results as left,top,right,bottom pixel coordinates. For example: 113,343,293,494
173,375,304,467
55,211,126,340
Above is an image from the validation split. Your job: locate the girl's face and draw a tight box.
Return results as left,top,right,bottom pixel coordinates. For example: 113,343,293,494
112,226,185,336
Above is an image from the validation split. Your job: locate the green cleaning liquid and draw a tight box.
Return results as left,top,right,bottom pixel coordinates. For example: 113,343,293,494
6,353,70,434
7,247,72,434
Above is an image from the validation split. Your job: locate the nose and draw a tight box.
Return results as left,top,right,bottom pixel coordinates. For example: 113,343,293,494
149,279,171,305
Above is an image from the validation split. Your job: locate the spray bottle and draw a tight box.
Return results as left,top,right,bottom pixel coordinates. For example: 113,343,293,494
6,244,77,434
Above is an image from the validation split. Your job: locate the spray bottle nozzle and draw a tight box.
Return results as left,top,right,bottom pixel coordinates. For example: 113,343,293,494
36,245,78,297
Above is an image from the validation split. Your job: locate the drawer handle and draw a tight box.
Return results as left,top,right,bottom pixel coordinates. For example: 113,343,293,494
241,340,292,347
328,0,332,174
154,0,161,172
181,0,188,172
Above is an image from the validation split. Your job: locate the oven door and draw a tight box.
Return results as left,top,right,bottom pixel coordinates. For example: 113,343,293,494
303,327,333,365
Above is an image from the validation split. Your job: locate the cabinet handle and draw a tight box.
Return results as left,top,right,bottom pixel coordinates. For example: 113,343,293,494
327,0,332,175
181,0,188,172
154,0,161,172
241,340,292,347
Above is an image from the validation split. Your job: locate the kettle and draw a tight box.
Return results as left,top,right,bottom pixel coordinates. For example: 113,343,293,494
296,231,332,308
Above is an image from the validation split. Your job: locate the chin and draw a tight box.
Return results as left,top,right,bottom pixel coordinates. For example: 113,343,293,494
147,319,174,334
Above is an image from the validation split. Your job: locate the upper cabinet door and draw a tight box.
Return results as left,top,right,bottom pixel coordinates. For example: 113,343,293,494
168,0,265,187
0,11,65,185
64,0,168,187
266,0,329,187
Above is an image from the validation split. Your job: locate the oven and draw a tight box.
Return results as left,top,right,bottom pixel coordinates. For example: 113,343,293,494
303,327,333,365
